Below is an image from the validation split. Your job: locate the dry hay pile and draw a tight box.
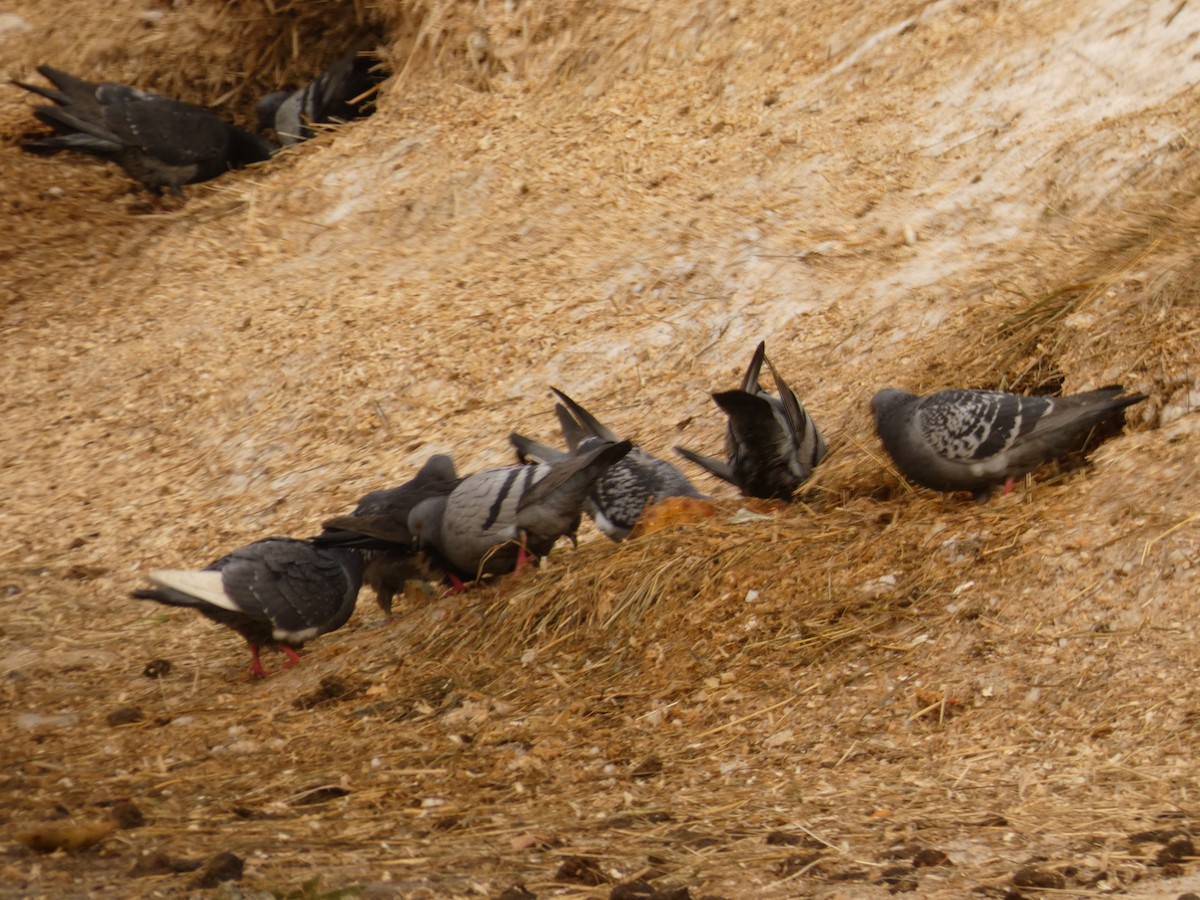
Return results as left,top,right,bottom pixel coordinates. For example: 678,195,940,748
2,0,1200,898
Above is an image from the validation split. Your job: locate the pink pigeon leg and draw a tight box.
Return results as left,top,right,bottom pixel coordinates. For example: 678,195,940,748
280,646,303,669
513,534,532,574
247,643,268,679
1003,476,1017,494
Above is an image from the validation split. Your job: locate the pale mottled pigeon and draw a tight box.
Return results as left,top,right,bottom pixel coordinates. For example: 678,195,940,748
131,537,364,678
315,454,462,613
871,385,1146,499
256,48,385,145
675,341,827,500
411,439,633,582
510,387,703,540
14,65,273,196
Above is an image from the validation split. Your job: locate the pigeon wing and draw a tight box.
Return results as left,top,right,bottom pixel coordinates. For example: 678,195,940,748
915,391,1050,462
550,387,623,443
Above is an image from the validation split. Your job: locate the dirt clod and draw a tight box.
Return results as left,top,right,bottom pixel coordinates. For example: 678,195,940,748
188,851,244,889
142,658,172,678
105,706,142,726
556,855,609,886
1011,866,1066,889
107,799,144,829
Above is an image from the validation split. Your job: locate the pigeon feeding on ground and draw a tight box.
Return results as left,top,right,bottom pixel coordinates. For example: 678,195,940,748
510,387,703,541
256,48,385,146
871,385,1146,499
131,537,364,678
316,454,462,613
675,341,828,500
14,65,273,196
322,441,632,587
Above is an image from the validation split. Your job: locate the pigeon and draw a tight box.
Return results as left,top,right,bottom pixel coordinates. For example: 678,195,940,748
14,65,273,196
870,385,1147,499
131,537,365,678
315,454,462,613
327,441,633,585
510,387,704,540
675,341,828,500
256,48,385,146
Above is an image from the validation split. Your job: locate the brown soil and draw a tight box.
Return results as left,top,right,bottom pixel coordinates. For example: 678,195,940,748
2,1,1199,897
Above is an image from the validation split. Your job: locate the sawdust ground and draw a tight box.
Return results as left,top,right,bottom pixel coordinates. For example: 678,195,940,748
1,0,1199,897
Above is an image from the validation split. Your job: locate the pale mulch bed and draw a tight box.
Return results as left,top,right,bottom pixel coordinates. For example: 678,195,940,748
1,0,1198,897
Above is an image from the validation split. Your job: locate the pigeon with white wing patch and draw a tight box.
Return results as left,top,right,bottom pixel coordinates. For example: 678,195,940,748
871,385,1146,499
132,537,364,678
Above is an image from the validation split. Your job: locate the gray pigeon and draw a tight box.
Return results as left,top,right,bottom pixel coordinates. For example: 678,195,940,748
315,454,461,613
410,440,633,584
510,387,703,540
14,65,273,196
675,341,827,500
131,537,364,678
256,48,385,145
871,385,1146,499
319,442,632,586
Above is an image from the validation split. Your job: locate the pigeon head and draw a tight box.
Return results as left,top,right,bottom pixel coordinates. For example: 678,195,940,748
255,91,290,132
407,494,448,545
870,388,917,423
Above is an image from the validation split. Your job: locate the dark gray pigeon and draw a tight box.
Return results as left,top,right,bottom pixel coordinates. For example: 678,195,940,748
315,454,462,613
675,341,827,500
871,385,1146,499
14,65,273,196
256,48,385,145
131,537,364,678
510,387,703,541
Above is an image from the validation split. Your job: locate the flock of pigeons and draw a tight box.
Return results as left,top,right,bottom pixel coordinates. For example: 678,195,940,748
12,48,384,196
128,340,1145,678
21,48,1145,678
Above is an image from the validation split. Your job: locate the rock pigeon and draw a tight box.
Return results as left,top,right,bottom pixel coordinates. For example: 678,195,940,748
315,454,462,613
14,65,273,196
256,48,385,145
675,341,828,500
325,441,633,585
131,537,364,678
871,385,1146,499
510,387,704,541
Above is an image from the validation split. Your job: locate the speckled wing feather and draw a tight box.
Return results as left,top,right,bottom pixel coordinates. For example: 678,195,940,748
915,390,1051,461
542,388,702,540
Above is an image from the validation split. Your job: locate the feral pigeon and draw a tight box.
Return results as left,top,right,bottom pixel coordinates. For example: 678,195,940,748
510,387,703,540
256,48,385,145
315,454,462,613
675,341,828,500
871,385,1146,499
131,537,364,678
321,442,631,585
14,65,273,196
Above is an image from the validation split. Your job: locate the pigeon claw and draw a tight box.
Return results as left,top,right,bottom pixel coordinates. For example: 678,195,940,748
280,646,303,669
247,643,268,680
